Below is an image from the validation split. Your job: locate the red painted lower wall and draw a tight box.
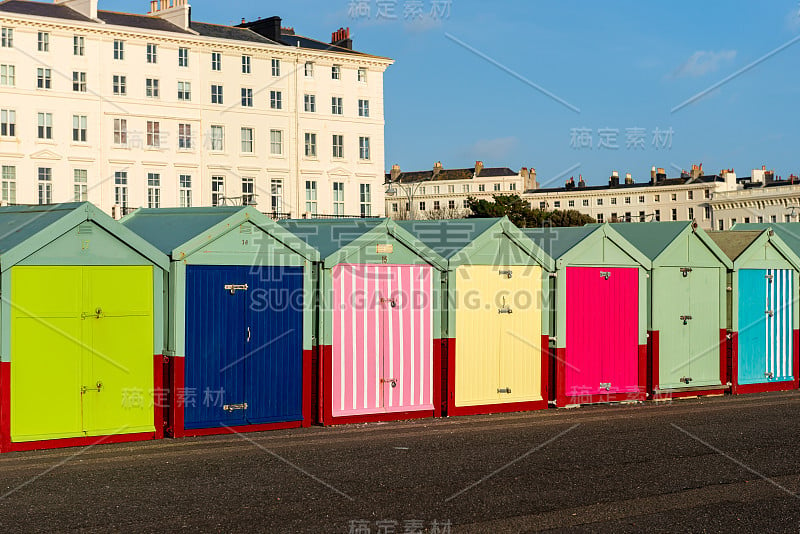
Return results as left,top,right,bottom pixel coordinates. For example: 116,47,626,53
167,353,308,438
1,357,162,453
445,336,550,417
0,361,10,453
730,329,800,395
647,330,728,400
319,341,441,426
556,345,648,407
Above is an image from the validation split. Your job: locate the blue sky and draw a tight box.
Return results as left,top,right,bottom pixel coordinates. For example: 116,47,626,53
106,0,800,186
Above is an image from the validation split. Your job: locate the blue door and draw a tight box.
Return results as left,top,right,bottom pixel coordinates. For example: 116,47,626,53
737,269,794,385
185,265,247,429
243,266,304,424
184,265,304,429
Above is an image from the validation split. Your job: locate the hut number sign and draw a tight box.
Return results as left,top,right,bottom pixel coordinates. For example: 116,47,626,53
376,244,394,254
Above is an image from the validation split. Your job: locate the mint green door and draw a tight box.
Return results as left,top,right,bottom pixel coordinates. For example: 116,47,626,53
653,267,691,389
688,268,722,387
654,267,721,389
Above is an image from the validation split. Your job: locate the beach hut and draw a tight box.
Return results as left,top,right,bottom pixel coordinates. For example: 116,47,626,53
279,219,447,425
399,218,555,416
708,229,800,394
122,207,319,436
0,203,169,452
612,222,732,398
523,224,650,407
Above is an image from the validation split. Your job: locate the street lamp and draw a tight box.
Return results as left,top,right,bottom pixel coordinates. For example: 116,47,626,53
386,181,425,220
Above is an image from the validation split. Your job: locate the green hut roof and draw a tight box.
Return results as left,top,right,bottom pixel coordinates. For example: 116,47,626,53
706,231,762,260
0,203,88,254
609,222,688,260
520,225,597,260
732,223,800,256
123,207,318,261
121,207,245,255
396,218,500,259
0,202,169,270
278,219,386,258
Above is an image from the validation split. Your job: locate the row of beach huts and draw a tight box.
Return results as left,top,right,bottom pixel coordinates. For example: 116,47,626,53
0,202,796,452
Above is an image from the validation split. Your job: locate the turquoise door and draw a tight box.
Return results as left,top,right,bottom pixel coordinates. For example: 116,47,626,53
737,269,794,384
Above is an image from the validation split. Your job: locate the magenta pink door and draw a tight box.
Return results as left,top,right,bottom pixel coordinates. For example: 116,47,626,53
331,264,434,417
565,267,640,397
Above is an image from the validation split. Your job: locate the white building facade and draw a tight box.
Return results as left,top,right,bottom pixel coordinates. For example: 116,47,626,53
0,0,392,218
385,161,529,220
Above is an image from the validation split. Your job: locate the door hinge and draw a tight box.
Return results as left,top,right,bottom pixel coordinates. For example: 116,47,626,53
497,387,512,394
499,270,513,279
680,315,693,325
223,403,248,412
600,271,611,280
680,267,693,277
224,284,248,295
600,382,611,391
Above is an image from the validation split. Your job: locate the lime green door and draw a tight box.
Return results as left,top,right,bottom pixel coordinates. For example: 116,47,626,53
10,266,154,443
82,267,155,437
687,268,722,387
10,267,84,441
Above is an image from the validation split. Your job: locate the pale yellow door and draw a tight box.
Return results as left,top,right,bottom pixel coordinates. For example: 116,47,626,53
454,266,502,406
498,265,543,403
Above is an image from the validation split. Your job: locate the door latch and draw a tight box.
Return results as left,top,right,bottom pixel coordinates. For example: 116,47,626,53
600,271,611,280
764,372,774,379
600,382,611,391
224,284,248,295
223,403,248,412
766,274,774,282
680,268,693,277
81,308,104,320
499,270,513,279
380,298,397,308
498,307,513,314
497,387,512,394
81,381,103,394
680,315,693,325
381,378,398,388
766,310,774,317
680,376,693,384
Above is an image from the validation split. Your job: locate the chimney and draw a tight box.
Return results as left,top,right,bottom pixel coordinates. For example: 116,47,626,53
55,0,98,20
237,16,283,42
522,167,538,191
690,164,703,180
609,170,619,187
625,172,633,185
650,166,657,183
578,174,586,188
765,169,775,184
148,0,191,29
433,161,443,178
721,168,737,190
565,176,575,190
331,27,353,50
390,164,401,182
656,167,667,183
529,167,538,190
475,161,484,177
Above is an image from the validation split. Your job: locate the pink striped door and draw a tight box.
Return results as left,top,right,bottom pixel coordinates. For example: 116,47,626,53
381,265,434,413
565,267,639,397
331,264,433,417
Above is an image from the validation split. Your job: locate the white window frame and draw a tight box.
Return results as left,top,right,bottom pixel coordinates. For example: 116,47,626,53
270,129,283,155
